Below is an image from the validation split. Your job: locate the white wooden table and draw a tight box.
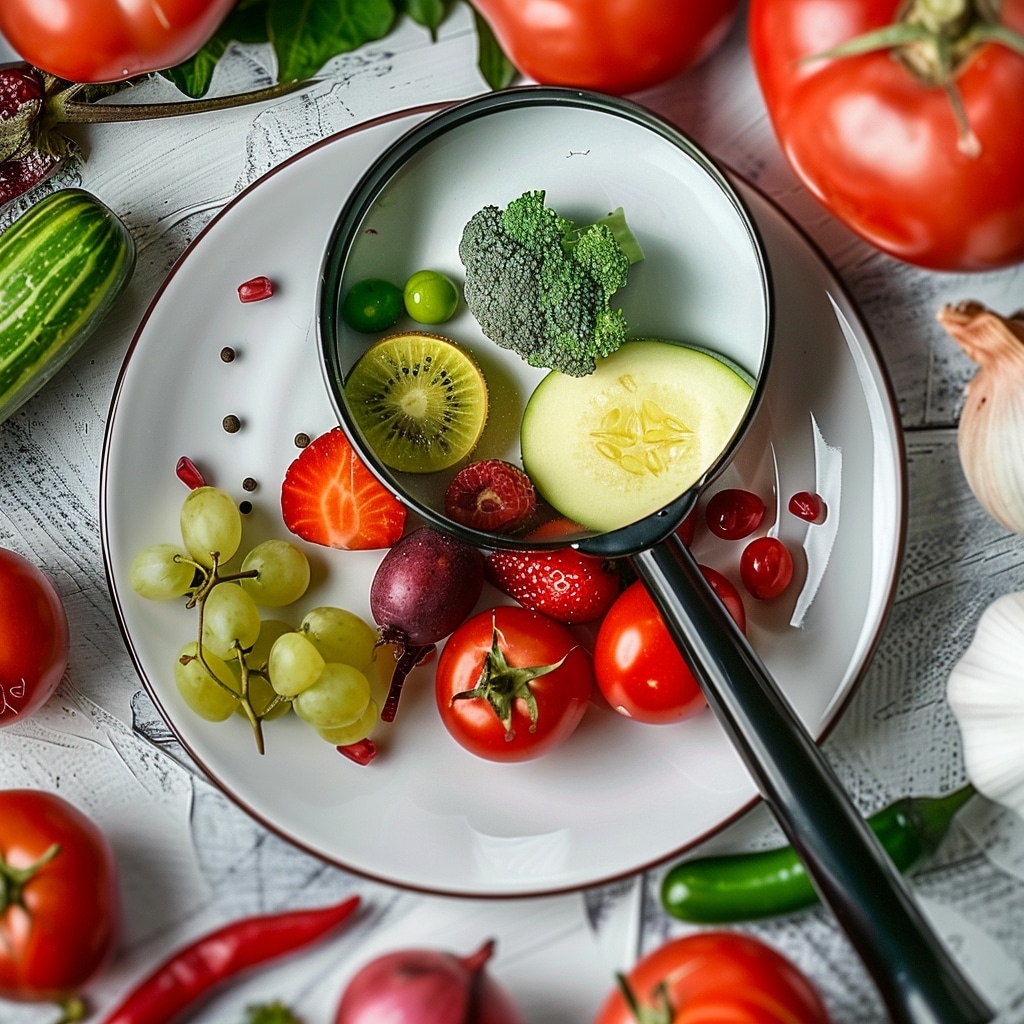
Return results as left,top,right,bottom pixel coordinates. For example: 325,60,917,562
3,7,1024,1023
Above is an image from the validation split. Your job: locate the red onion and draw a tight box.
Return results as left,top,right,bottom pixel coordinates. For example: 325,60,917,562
334,938,522,1024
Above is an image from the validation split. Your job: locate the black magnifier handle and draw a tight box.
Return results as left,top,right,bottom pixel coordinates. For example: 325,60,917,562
631,533,992,1024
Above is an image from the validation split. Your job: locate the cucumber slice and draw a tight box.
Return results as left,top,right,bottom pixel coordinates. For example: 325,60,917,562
521,339,754,532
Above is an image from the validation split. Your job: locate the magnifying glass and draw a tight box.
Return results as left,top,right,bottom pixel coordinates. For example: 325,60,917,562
317,87,991,1024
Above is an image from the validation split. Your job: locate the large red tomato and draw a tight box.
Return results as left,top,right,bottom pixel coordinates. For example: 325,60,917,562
749,0,1024,271
593,571,745,725
0,790,120,1006
435,606,593,762
0,548,69,728
593,932,831,1024
472,0,742,95
0,0,236,83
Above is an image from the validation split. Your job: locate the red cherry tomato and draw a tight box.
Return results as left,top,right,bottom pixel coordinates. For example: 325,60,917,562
749,0,1024,271
705,488,766,540
0,790,119,1006
593,571,745,725
0,548,70,728
0,0,237,83
435,606,593,762
472,0,742,95
593,931,831,1024
740,536,794,600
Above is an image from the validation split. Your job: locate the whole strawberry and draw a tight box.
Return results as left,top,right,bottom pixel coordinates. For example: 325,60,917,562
485,548,621,624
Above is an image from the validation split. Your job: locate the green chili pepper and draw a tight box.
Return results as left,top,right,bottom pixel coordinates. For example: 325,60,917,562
660,784,975,924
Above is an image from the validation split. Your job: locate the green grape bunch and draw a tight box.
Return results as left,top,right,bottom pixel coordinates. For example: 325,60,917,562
129,483,382,759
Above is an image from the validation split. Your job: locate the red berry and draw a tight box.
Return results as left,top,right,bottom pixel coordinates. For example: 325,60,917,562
444,459,536,533
485,548,620,624
789,490,828,524
237,275,274,302
705,488,766,540
739,536,794,600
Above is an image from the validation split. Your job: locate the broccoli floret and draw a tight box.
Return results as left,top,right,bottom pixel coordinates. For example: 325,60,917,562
458,190,643,377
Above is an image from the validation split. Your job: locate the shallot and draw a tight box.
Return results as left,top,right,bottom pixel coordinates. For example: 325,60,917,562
334,938,522,1024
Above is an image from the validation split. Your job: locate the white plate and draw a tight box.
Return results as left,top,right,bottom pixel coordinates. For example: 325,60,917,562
101,106,904,898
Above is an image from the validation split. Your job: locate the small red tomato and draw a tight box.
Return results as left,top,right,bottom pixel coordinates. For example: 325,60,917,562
0,548,70,727
705,488,766,540
0,790,119,1005
593,931,831,1024
594,571,745,725
435,606,593,762
740,536,795,600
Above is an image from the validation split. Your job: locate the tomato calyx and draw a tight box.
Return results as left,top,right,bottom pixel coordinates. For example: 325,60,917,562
0,841,61,914
804,0,1024,155
449,615,570,739
615,974,674,1024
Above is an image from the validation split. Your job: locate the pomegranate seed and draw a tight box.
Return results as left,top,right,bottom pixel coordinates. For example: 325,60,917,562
237,275,274,302
337,738,377,765
175,455,205,490
789,490,827,524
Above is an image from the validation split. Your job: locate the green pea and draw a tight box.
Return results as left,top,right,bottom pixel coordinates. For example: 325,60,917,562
341,279,403,333
403,269,459,325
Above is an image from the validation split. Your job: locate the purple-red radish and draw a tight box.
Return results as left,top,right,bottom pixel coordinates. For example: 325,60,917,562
370,527,484,721
334,938,522,1024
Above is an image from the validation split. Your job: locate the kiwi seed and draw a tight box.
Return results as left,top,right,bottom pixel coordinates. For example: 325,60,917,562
343,331,488,473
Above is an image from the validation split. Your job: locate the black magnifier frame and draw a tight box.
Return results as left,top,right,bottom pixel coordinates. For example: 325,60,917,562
317,86,991,1024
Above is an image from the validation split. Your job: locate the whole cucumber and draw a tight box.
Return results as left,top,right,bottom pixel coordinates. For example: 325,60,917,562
0,188,135,425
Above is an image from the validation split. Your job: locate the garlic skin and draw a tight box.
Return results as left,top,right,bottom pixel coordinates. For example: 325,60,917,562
938,301,1024,535
947,591,1024,821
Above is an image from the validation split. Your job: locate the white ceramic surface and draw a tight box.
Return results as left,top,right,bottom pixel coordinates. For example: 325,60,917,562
101,105,904,898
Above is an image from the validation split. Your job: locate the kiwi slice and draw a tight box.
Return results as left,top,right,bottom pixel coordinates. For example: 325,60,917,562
343,331,488,473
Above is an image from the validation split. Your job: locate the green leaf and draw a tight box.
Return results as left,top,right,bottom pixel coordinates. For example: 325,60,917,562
268,0,397,83
471,9,515,90
399,0,451,40
160,4,270,97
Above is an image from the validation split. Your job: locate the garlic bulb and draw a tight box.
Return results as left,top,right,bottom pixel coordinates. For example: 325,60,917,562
947,591,1024,821
938,301,1024,535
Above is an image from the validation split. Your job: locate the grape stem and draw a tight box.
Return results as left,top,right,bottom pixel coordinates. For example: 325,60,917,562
187,551,271,756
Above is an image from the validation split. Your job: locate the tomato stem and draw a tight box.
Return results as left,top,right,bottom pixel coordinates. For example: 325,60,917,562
0,842,62,912
52,995,86,1024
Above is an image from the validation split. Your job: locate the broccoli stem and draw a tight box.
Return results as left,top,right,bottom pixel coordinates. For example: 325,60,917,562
561,207,645,265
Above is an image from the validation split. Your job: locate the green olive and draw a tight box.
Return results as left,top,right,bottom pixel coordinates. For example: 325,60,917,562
403,269,459,325
341,279,403,333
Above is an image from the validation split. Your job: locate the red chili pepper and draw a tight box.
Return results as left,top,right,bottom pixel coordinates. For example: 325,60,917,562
100,895,360,1024
237,275,274,303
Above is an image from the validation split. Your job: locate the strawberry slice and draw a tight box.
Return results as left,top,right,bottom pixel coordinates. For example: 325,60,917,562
444,458,536,533
485,548,621,624
281,427,407,550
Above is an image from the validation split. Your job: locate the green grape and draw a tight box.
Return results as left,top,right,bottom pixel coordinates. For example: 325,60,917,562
130,543,195,600
201,582,260,659
235,673,291,722
293,663,371,729
180,486,242,567
315,699,378,746
245,619,293,673
174,642,240,721
240,539,311,607
268,631,326,697
299,606,378,669
403,269,459,324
